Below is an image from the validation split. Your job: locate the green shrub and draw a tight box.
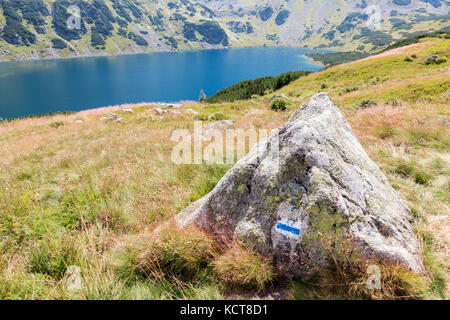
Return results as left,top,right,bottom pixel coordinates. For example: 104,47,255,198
389,158,434,185
208,113,225,121
404,56,413,62
343,86,359,93
270,98,289,111
385,97,400,106
49,121,64,128
358,98,377,108
414,170,432,185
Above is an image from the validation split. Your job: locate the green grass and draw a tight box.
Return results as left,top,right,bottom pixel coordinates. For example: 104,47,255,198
0,38,448,300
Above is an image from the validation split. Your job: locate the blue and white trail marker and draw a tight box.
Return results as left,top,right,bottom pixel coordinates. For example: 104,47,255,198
275,221,301,239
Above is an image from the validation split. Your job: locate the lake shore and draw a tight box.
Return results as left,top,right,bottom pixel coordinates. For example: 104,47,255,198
0,100,198,125
0,47,324,119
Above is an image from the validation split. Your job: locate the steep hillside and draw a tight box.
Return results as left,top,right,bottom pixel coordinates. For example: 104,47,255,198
0,0,449,61
0,37,448,299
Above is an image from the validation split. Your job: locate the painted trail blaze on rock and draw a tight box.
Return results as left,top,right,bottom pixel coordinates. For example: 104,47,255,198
276,223,300,236
176,93,424,279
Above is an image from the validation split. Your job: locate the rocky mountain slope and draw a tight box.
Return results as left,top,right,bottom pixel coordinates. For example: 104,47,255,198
0,0,449,61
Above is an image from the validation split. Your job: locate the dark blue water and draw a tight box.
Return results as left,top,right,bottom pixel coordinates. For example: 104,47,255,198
0,47,324,119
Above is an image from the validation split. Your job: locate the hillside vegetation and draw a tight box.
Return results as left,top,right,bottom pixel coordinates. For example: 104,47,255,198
205,70,311,103
0,37,448,300
0,0,449,61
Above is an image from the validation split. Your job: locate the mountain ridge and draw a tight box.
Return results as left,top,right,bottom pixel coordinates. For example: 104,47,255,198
0,0,449,61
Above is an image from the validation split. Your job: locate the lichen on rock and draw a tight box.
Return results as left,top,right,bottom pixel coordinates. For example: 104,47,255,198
175,93,424,279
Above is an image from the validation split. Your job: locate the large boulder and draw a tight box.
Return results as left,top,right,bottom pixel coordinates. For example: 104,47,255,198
176,93,423,279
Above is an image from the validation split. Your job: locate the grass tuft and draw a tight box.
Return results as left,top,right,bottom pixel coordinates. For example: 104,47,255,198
29,237,79,280
212,243,275,291
134,224,217,279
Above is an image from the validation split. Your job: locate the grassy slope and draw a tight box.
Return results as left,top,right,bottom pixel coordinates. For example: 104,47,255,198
0,38,448,300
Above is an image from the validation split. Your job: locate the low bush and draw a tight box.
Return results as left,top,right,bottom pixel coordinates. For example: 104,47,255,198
389,158,433,185
49,121,64,128
270,98,289,111
414,170,432,185
358,98,377,108
208,113,225,121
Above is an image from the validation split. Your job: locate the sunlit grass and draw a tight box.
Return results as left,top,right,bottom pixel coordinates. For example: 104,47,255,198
0,38,448,299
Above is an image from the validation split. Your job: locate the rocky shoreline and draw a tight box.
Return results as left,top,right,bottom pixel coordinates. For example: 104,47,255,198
1,100,199,122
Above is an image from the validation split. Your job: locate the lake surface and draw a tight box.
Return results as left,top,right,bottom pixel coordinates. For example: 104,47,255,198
0,47,325,119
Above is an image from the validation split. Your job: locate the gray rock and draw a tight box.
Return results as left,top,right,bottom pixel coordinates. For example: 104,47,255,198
101,114,123,122
176,93,423,279
203,120,235,130
153,108,166,115
106,114,119,121
186,108,199,116
270,93,289,101
422,55,439,64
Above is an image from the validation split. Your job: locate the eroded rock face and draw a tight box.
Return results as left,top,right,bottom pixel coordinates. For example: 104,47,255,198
176,93,423,278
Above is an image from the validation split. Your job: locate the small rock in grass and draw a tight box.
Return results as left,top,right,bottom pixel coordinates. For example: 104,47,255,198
153,108,164,115
204,120,235,130
270,93,289,102
186,108,199,116
106,114,119,121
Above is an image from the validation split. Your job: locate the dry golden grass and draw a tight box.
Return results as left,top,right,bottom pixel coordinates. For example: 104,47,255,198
134,223,218,279
0,38,448,299
212,243,275,291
